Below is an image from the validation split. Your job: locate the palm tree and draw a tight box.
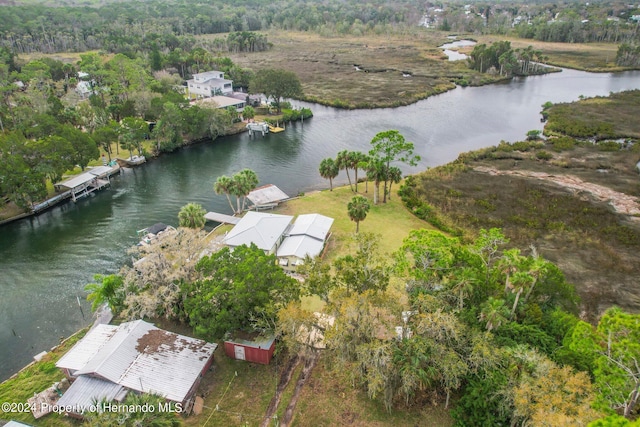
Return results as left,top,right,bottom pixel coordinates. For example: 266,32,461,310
386,166,402,201
479,297,509,332
214,175,236,214
319,158,339,191
349,151,367,193
347,195,370,233
178,202,206,229
84,274,124,313
336,150,354,191
234,168,259,212
366,158,387,205
357,154,371,193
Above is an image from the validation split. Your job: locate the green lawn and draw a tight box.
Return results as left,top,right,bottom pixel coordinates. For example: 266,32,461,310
0,329,87,426
274,182,432,261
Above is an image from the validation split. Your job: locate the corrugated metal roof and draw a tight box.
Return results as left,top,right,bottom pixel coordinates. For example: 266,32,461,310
56,376,124,412
288,214,334,240
56,324,118,371
119,335,217,402
277,235,325,259
68,320,217,403
224,211,293,251
57,171,98,189
57,166,114,190
247,184,289,206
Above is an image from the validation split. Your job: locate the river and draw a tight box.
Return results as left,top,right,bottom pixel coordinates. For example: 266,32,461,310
1,68,639,381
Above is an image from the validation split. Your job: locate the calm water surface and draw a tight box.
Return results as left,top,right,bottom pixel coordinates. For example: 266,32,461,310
1,68,639,380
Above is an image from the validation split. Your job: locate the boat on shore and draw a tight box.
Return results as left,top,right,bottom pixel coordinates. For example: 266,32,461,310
116,155,146,167
136,223,176,246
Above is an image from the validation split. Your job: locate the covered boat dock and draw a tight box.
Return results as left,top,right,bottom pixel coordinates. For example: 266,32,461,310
55,165,118,202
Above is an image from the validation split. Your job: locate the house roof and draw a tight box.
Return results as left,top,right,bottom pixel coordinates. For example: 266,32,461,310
56,376,125,413
223,211,293,251
58,320,217,403
288,214,334,241
56,324,118,372
277,235,325,259
56,166,113,190
198,96,245,109
193,70,224,79
246,184,289,206
277,214,333,259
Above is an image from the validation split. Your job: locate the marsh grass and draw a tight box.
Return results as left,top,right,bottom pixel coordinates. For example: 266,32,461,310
405,138,640,318
225,31,501,109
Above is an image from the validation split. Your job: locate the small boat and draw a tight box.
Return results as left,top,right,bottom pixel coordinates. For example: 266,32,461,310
117,155,146,167
136,223,176,246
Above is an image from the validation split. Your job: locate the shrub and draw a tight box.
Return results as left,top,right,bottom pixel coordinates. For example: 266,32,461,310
597,140,621,152
550,136,576,152
536,150,553,160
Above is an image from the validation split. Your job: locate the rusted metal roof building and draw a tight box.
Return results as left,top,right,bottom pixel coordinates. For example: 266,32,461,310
55,320,217,415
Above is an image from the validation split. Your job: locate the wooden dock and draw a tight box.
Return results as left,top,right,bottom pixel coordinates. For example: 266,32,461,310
204,212,241,225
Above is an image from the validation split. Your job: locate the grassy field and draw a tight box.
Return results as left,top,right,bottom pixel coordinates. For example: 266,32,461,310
226,31,501,109
0,329,87,427
273,183,432,261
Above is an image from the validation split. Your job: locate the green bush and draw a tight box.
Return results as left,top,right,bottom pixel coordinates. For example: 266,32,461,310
536,150,553,160
597,140,621,152
550,136,576,151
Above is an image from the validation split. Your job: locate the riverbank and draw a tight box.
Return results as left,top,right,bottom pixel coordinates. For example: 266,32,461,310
226,31,629,109
0,110,310,226
0,182,450,426
399,130,640,318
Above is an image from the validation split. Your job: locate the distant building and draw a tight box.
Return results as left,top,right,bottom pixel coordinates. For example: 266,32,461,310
187,70,233,99
55,320,217,417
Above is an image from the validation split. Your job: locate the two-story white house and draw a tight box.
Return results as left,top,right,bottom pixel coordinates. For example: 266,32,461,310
187,71,233,99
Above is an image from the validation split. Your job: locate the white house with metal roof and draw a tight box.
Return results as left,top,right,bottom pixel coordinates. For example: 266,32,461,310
187,70,233,98
223,211,293,255
55,320,217,416
277,214,334,271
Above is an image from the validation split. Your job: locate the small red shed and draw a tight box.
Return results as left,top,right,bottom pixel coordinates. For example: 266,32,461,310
223,331,276,365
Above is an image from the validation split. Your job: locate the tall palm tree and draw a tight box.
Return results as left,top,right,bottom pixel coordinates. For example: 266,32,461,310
84,274,124,313
366,158,387,205
386,166,402,201
178,202,206,229
214,175,236,214
349,151,367,193
234,168,259,212
347,195,370,233
336,150,354,191
319,157,339,191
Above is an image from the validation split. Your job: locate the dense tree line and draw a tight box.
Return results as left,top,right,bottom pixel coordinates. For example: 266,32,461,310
437,1,640,44
467,41,551,76
0,0,422,55
0,49,253,209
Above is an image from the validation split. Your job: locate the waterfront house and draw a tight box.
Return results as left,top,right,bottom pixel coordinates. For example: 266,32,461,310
187,70,233,99
55,320,217,417
223,211,293,255
277,214,334,271
196,95,246,111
